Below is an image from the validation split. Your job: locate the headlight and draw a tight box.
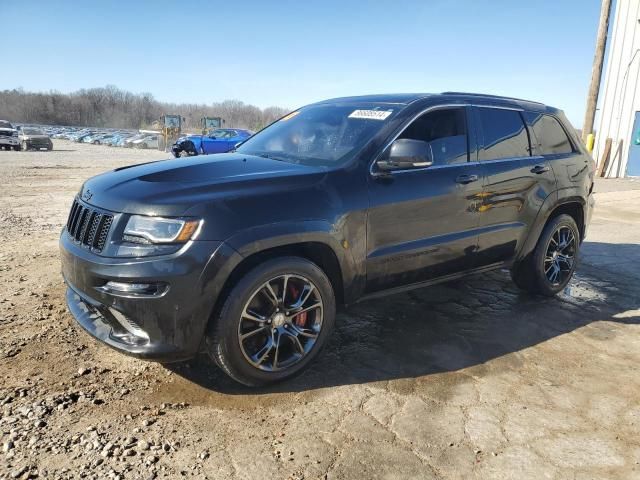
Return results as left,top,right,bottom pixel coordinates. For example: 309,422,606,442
123,215,201,244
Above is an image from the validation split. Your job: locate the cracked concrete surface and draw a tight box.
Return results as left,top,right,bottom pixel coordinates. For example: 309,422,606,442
1,144,639,479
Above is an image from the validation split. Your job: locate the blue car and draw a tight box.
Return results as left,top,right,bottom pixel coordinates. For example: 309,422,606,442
171,128,252,157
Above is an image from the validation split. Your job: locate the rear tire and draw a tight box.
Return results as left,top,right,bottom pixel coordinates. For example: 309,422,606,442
511,214,580,296
205,256,336,387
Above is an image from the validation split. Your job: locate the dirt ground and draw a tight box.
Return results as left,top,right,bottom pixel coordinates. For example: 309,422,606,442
1,140,639,480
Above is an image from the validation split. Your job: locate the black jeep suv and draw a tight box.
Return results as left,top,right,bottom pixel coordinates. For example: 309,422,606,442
60,93,595,386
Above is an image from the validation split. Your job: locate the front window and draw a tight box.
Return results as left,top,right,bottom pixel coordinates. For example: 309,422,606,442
235,103,399,167
397,107,468,165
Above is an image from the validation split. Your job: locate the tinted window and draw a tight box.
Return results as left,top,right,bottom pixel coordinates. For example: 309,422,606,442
524,113,574,155
477,108,530,160
398,108,468,165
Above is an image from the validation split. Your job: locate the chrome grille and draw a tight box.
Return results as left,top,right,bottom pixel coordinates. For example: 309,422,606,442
65,199,113,252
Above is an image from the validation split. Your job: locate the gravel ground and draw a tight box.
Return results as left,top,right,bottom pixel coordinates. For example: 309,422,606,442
0,140,639,480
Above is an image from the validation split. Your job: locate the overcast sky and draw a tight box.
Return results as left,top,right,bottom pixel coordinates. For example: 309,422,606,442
1,0,604,126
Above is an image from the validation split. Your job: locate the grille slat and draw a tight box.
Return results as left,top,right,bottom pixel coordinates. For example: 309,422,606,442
96,216,113,251
86,213,102,247
74,208,89,241
82,212,97,245
66,201,79,231
65,199,113,253
68,203,82,235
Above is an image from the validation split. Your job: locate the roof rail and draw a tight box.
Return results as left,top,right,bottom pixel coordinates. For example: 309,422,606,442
441,91,545,107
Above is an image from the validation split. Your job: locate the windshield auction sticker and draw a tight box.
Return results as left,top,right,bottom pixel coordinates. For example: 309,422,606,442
348,110,393,120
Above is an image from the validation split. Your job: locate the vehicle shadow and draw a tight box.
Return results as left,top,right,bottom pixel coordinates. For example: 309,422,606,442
167,241,640,394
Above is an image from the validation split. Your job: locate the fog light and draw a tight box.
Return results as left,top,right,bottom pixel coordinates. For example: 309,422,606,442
99,281,167,297
105,281,152,292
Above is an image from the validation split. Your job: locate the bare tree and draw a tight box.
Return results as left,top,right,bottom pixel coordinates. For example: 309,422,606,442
0,86,289,131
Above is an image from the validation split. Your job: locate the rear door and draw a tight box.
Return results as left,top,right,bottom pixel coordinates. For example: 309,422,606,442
365,106,486,292
473,106,556,266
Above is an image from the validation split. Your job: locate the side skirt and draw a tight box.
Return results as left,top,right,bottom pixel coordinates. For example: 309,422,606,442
355,261,510,304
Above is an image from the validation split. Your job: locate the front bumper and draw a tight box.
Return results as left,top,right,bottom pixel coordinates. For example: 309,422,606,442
60,231,241,362
25,140,52,150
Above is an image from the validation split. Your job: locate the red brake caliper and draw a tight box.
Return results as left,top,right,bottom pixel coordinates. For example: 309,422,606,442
289,284,308,327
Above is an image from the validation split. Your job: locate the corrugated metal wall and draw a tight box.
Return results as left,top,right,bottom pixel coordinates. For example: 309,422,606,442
594,0,640,177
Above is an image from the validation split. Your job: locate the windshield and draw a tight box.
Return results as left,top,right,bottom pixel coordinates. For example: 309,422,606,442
0,121,12,129
235,103,399,167
23,128,44,135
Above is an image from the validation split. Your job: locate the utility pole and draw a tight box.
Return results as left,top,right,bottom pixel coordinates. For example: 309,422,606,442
582,0,613,141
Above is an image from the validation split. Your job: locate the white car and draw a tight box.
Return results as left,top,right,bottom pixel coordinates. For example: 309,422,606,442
0,120,20,151
131,135,159,149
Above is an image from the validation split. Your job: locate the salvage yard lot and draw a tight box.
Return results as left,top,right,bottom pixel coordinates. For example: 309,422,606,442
1,140,639,479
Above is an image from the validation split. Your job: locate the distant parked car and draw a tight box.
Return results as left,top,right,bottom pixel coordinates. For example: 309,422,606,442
18,127,53,151
171,128,252,157
72,131,98,143
123,133,149,148
132,135,159,149
0,120,20,151
89,133,118,145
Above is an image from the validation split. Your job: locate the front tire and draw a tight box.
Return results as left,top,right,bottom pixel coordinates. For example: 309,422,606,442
511,214,580,296
206,257,336,387
21,141,28,151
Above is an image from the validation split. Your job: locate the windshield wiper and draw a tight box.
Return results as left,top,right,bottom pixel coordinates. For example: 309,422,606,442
256,152,288,162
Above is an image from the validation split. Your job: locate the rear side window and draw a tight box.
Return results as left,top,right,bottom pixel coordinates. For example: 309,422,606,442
524,113,574,155
477,108,530,160
398,107,468,165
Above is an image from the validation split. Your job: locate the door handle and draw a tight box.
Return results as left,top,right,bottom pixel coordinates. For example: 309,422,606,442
531,164,550,174
455,174,479,184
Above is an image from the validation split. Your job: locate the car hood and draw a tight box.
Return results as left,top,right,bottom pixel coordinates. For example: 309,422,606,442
80,152,327,216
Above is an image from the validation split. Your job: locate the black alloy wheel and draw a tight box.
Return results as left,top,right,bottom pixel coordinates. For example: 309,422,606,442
238,274,324,372
511,214,580,296
206,256,336,386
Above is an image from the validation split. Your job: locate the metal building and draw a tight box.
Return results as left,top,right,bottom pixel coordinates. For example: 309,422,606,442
594,0,640,177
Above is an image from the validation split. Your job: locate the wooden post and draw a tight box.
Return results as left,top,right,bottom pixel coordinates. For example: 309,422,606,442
582,0,613,141
597,137,612,177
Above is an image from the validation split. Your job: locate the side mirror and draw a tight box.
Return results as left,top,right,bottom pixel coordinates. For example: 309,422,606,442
376,139,433,172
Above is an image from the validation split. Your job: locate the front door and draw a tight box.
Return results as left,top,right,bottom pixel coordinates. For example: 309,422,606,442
365,106,485,293
627,111,640,177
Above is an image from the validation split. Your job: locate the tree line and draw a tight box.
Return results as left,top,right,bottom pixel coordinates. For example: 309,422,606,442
0,86,290,132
